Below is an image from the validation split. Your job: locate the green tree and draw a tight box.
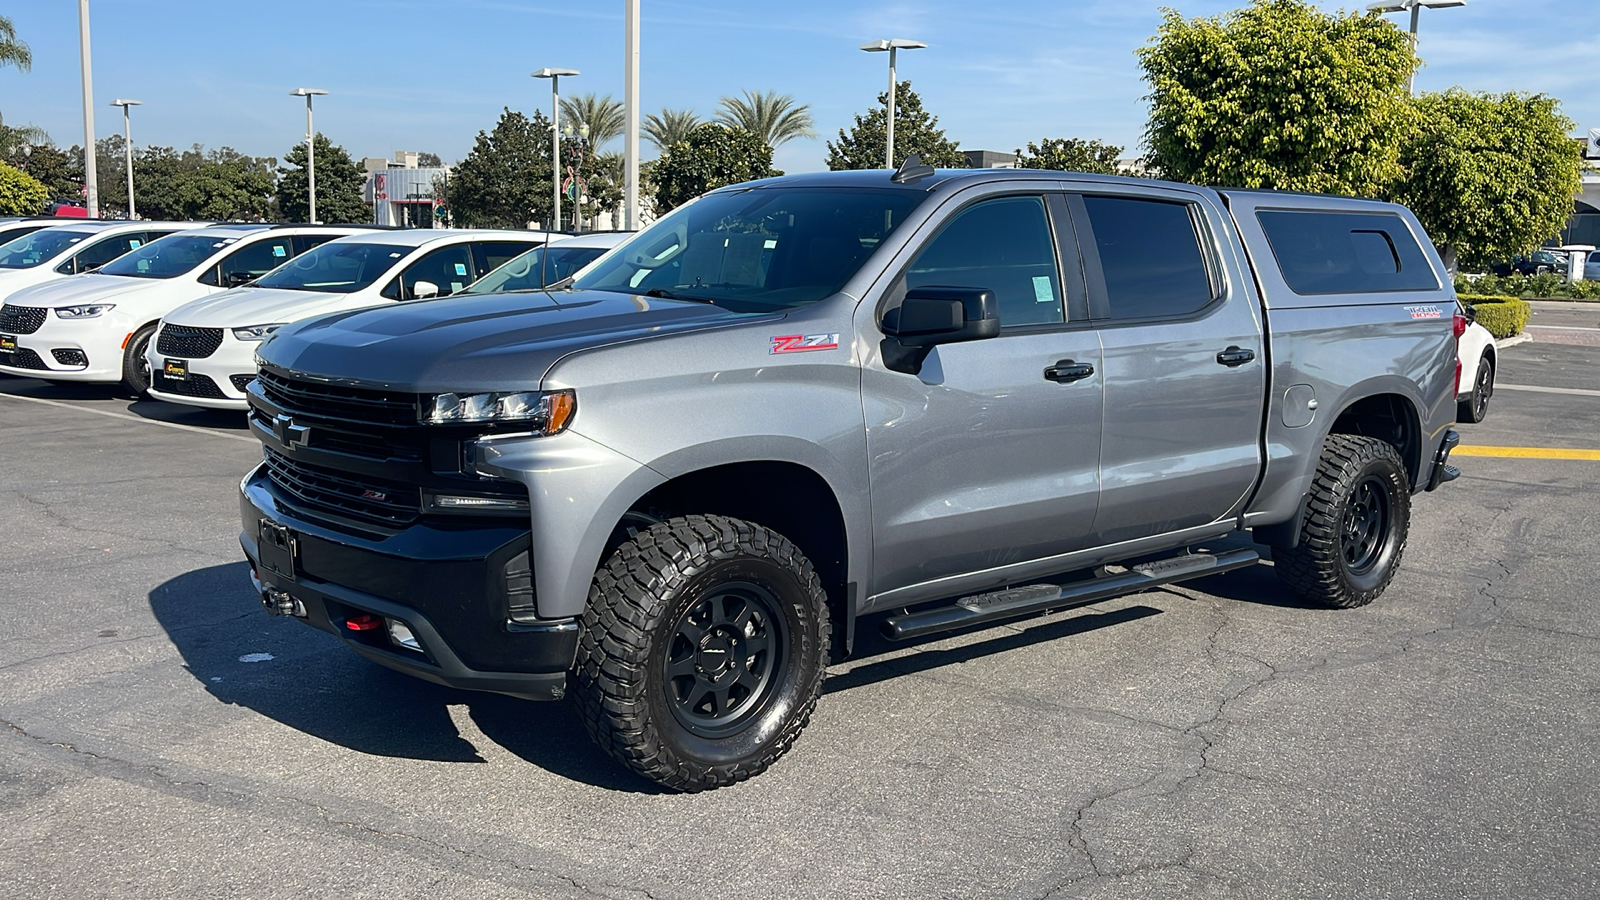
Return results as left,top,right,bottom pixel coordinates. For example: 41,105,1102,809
652,123,780,213
1014,138,1125,174
8,141,81,204
417,151,443,167
123,143,276,221
715,90,814,149
0,161,47,214
0,14,32,73
277,133,367,223
561,93,625,147
825,81,964,170
1394,89,1583,273
446,107,554,228
643,108,702,153
1138,0,1417,195
0,112,48,163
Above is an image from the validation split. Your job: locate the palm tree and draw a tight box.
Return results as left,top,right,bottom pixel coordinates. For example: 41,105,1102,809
642,108,701,153
0,112,48,160
0,14,32,72
559,93,625,148
714,91,815,148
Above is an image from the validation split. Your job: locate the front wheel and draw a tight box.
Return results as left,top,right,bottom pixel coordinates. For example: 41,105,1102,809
1457,353,1493,423
573,514,830,791
1274,434,1411,609
122,323,157,399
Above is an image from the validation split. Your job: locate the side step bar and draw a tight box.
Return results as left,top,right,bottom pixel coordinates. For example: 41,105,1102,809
880,548,1261,641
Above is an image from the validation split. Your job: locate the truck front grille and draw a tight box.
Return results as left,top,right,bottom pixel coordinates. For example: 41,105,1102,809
156,324,224,359
0,304,46,334
257,368,419,426
2,347,48,369
263,447,421,526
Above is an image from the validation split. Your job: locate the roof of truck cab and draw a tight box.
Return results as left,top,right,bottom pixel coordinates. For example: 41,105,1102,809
723,167,1204,194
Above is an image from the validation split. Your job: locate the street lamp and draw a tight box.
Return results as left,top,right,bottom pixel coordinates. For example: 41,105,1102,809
532,68,579,231
290,88,329,223
1368,0,1467,94
563,122,592,231
624,0,641,231
78,0,98,217
860,39,927,170
108,99,141,219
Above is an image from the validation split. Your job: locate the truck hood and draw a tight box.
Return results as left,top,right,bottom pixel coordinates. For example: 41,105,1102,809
2,273,165,308
258,288,778,393
164,286,378,328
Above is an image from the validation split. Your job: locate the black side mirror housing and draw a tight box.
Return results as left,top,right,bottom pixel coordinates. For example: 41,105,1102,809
881,286,1001,374
226,271,255,288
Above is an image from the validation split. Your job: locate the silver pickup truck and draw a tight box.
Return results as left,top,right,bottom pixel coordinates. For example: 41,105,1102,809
240,163,1462,791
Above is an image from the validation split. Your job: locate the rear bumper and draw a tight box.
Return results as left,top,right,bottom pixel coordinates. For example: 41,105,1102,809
239,464,578,700
1425,428,1461,492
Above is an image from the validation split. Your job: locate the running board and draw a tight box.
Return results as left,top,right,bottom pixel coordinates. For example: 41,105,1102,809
880,548,1261,641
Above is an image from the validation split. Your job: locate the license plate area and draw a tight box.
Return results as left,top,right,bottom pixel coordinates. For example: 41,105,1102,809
258,519,299,581
0,334,15,353
163,358,188,379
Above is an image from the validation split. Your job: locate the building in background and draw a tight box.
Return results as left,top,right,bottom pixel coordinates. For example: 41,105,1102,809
364,152,449,228
963,150,1017,169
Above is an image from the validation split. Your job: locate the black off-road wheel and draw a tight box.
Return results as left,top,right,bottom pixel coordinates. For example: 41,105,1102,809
1274,434,1411,609
122,323,157,399
573,514,830,791
1457,353,1493,424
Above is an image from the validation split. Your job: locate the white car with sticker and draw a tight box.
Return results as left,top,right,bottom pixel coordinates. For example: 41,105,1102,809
145,229,555,410
0,220,205,306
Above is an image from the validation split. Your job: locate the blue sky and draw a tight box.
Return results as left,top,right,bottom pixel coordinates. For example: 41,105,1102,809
2,0,1595,174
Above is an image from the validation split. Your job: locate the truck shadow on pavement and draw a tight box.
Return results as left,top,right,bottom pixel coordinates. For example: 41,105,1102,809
0,376,250,431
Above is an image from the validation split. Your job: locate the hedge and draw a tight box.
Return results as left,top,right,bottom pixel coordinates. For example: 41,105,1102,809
1455,273,1600,301
1459,294,1531,339
0,162,48,216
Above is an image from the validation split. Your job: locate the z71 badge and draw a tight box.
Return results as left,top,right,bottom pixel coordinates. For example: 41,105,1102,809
770,333,840,354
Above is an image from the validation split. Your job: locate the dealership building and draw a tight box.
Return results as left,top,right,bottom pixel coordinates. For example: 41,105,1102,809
363,151,449,228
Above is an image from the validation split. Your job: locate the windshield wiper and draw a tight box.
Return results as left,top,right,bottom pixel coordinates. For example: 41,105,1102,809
643,288,716,305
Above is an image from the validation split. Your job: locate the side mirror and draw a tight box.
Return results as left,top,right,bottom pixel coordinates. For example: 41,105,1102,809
412,280,440,300
881,286,1000,374
226,271,255,288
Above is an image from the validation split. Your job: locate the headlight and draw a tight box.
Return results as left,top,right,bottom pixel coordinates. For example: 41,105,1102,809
232,323,285,341
54,304,116,319
422,388,576,432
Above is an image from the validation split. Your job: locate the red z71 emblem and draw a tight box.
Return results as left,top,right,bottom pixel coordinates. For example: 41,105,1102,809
770,333,841,354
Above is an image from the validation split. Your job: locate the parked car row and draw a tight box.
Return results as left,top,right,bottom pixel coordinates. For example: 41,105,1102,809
0,222,632,408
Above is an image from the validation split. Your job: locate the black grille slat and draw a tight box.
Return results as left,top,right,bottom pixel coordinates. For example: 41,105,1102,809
229,374,256,392
257,369,418,426
2,347,49,369
155,324,224,358
51,349,88,367
263,447,420,526
154,372,227,399
0,304,47,335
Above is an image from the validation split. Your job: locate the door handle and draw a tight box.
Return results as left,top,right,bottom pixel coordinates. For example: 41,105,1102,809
1044,359,1095,383
1216,346,1256,367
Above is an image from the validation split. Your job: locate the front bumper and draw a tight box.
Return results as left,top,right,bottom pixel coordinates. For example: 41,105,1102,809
0,309,130,382
239,463,578,700
145,326,254,410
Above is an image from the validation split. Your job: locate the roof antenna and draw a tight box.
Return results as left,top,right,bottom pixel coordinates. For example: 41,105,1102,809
891,153,936,185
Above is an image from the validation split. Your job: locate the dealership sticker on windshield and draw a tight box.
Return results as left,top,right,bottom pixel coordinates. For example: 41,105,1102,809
1404,305,1442,320
770,333,841,354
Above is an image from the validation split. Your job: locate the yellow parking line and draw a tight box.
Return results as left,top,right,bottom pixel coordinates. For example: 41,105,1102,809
1454,445,1600,460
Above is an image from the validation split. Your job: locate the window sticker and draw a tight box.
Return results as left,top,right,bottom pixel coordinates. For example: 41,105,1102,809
450,281,464,293
454,263,468,276
129,240,141,249
1032,276,1054,304
273,245,287,257
390,252,403,258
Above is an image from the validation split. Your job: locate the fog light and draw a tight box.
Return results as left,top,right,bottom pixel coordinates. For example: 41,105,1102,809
386,618,422,652
426,493,530,512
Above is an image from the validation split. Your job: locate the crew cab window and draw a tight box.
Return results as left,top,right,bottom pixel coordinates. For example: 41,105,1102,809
1256,210,1439,295
905,195,1063,327
383,243,476,300
59,232,148,274
1080,195,1215,320
199,237,295,286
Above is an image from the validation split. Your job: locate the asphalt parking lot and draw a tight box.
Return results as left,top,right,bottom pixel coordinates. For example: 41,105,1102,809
2,304,1598,899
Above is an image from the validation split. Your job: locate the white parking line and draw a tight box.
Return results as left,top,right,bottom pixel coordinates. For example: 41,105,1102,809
1526,325,1600,332
0,391,258,444
1495,383,1600,398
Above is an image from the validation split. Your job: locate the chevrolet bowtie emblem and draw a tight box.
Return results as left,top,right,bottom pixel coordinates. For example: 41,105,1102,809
274,413,311,450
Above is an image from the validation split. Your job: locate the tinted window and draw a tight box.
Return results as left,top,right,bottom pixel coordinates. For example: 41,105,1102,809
0,229,95,269
1081,195,1214,320
293,234,341,255
254,242,410,294
200,237,295,286
473,240,538,277
1257,210,1439,295
385,243,475,300
0,224,46,247
905,196,1063,327
61,232,148,274
466,244,612,294
99,234,230,279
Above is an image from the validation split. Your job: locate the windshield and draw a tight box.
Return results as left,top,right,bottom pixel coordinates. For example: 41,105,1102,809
0,229,95,269
466,243,615,295
573,187,925,311
100,234,231,279
253,241,411,294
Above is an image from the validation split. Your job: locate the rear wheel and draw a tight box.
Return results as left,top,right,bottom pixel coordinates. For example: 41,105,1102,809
573,514,830,791
1274,434,1410,609
122,323,157,399
1457,353,1493,423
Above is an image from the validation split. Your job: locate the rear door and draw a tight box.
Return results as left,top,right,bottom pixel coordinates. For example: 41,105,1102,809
1069,187,1265,545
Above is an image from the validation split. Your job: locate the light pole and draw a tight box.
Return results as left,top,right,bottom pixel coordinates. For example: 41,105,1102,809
860,39,927,170
290,88,329,223
78,0,99,217
1368,0,1467,94
533,68,579,231
624,0,641,231
108,99,141,219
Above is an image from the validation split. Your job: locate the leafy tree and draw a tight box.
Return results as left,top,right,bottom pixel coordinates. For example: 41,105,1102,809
652,123,780,213
417,151,443,167
0,161,47,214
117,143,276,221
1014,138,1125,174
9,141,81,204
643,108,702,153
0,112,48,162
277,133,367,223
715,90,814,148
825,81,964,170
561,93,625,148
0,14,32,73
1138,0,1417,195
446,107,554,228
1394,89,1583,273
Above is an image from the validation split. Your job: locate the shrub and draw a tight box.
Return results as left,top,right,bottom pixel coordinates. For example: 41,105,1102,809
0,162,48,215
1459,294,1531,338
1455,273,1600,300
